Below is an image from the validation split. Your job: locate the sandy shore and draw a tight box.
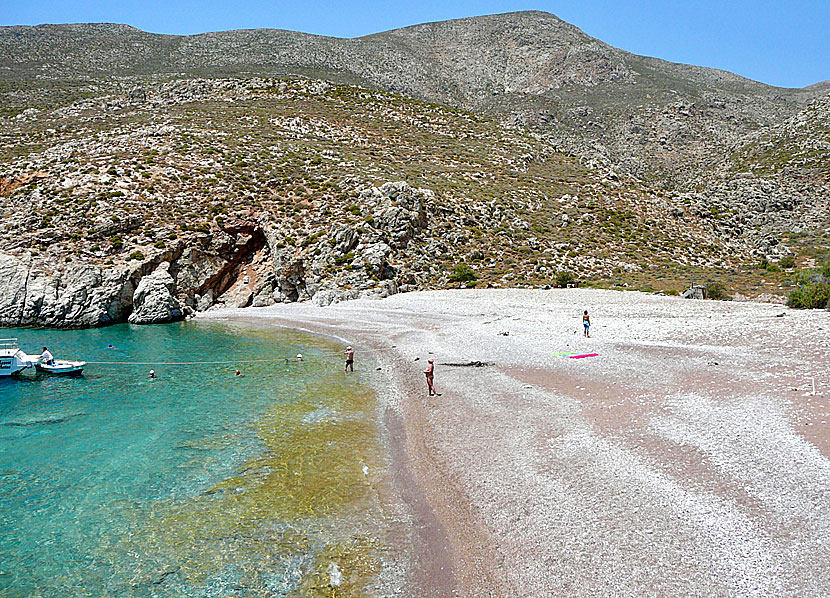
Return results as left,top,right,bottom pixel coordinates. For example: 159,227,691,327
201,288,830,596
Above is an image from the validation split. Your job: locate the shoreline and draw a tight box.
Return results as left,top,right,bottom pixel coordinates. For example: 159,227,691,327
200,288,830,596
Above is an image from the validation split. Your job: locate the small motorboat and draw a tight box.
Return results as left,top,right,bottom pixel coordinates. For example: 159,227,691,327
36,360,86,376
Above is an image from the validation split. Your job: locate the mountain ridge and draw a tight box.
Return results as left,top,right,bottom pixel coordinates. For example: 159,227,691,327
3,11,822,183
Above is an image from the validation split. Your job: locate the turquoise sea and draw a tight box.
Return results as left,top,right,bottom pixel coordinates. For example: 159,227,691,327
0,321,391,597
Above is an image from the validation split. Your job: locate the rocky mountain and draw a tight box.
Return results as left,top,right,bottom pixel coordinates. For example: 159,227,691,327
0,13,827,327
2,12,823,178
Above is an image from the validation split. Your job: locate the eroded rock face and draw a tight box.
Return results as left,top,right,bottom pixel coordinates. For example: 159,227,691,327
0,252,131,328
0,181,436,328
128,262,183,324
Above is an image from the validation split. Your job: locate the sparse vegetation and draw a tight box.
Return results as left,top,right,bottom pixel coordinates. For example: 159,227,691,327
787,262,830,309
449,264,478,283
555,271,575,288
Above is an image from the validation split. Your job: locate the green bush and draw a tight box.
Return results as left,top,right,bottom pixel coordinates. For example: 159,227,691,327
706,282,728,300
787,261,830,309
449,264,478,283
779,256,796,269
129,251,144,261
554,270,575,288
334,251,355,266
787,283,830,309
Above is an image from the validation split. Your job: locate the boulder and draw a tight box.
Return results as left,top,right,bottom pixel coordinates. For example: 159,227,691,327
0,253,30,326
276,256,306,302
331,224,359,256
369,182,432,248
128,87,147,102
312,287,360,307
128,263,183,324
359,242,394,278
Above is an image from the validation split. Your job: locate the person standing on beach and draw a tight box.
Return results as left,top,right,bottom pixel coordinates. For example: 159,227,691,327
583,310,591,337
344,346,354,372
424,358,437,396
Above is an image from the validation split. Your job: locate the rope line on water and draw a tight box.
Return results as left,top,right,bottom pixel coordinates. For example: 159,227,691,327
87,359,295,365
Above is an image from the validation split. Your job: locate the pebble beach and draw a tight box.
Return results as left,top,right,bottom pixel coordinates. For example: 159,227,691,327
202,288,830,596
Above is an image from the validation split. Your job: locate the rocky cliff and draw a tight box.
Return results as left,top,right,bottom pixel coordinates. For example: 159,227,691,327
0,181,429,326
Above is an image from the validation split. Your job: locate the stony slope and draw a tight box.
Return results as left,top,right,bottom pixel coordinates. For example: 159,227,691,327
0,78,771,327
0,11,823,181
698,94,830,262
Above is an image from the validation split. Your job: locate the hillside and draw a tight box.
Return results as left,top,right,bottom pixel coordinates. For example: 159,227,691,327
0,12,828,327
0,12,823,181
0,77,776,327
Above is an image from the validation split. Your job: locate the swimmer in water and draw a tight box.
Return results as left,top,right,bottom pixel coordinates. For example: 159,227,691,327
235,369,242,377
148,369,156,379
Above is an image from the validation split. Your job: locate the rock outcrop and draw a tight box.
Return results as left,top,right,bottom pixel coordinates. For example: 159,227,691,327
127,262,183,324
0,181,438,328
0,252,132,328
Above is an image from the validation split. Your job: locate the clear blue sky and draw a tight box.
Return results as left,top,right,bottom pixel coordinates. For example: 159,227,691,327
2,0,828,88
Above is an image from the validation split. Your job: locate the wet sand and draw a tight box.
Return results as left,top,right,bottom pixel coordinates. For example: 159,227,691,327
201,288,830,596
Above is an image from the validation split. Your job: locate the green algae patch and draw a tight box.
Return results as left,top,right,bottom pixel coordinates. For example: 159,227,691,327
113,331,391,596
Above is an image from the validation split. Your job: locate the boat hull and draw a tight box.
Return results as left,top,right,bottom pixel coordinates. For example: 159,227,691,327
0,342,35,377
0,361,30,377
35,361,86,376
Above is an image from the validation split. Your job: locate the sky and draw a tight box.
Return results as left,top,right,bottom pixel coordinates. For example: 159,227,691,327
2,0,827,89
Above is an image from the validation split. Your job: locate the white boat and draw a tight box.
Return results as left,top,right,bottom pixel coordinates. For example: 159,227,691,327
0,339,38,377
36,359,86,375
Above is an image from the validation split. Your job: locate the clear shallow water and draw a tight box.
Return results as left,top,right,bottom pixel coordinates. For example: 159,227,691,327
0,322,388,597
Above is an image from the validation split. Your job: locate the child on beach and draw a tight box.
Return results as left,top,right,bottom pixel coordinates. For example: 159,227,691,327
583,310,590,337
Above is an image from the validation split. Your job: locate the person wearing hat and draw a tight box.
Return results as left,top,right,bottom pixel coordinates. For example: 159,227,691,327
148,369,156,379
296,354,304,361
344,346,354,372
